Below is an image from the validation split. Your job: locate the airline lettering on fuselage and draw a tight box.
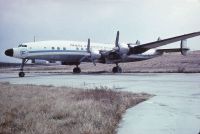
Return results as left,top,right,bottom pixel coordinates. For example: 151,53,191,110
70,44,85,47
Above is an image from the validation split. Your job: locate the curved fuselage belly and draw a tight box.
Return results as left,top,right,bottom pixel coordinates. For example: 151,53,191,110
26,50,88,63
10,40,160,65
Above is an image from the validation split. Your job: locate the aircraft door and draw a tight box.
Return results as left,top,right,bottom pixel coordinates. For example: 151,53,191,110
19,47,28,58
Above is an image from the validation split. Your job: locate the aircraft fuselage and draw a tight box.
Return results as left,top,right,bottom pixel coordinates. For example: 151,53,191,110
6,40,158,64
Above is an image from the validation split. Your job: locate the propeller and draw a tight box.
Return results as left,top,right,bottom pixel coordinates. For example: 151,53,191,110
115,31,120,51
79,38,97,66
87,38,91,53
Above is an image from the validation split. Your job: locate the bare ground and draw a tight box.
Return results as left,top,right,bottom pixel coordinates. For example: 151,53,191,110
1,51,200,73
0,82,152,134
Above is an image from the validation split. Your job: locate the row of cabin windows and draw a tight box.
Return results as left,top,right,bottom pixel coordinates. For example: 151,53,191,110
51,47,85,51
28,46,86,51
25,46,65,50
27,46,104,51
77,47,85,51
51,47,66,50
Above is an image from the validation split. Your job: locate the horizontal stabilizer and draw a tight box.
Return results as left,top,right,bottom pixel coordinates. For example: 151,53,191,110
156,48,189,55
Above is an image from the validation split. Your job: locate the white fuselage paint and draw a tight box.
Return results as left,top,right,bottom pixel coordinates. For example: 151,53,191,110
12,40,159,64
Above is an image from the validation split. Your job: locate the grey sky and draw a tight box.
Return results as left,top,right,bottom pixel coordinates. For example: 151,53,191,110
0,0,200,62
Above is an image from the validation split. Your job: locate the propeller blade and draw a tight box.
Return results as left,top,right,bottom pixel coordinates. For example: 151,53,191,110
80,55,96,66
79,55,88,63
115,31,120,48
80,38,96,66
87,38,91,53
92,58,96,66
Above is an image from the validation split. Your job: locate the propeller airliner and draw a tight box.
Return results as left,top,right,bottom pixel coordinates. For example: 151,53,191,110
5,31,200,77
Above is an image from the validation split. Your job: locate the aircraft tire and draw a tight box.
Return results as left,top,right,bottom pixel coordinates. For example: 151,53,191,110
19,72,25,77
112,66,122,73
73,67,81,73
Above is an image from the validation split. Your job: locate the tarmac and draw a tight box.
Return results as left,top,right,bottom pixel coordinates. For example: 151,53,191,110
0,72,200,134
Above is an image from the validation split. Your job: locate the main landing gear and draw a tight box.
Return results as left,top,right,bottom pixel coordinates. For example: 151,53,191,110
72,64,122,73
73,65,81,73
112,63,122,73
19,59,29,77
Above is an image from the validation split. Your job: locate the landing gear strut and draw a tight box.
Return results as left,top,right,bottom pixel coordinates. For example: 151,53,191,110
73,65,81,73
112,63,122,73
19,59,29,77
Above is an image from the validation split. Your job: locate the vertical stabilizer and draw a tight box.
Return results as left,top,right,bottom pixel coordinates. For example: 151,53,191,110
180,39,189,55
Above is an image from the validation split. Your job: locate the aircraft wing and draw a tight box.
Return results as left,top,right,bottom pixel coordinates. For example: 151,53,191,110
128,31,200,54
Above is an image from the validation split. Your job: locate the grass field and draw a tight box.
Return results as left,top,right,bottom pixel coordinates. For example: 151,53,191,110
0,82,152,134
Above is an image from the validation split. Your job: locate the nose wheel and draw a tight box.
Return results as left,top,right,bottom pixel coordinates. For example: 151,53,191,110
19,72,25,77
73,66,81,73
112,65,122,73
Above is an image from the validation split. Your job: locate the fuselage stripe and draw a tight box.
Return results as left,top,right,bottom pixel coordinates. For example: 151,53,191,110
28,50,87,53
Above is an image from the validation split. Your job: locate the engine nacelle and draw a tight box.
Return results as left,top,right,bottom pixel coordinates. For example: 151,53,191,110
108,52,121,60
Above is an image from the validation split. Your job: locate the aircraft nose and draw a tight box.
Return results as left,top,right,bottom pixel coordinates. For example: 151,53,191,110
5,49,14,57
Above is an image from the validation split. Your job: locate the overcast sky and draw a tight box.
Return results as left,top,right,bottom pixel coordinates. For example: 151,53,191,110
0,0,200,62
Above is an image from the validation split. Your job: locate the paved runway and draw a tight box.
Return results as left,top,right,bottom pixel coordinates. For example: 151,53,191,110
0,73,200,134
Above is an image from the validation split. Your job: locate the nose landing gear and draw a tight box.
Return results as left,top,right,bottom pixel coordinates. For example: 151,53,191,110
19,59,29,77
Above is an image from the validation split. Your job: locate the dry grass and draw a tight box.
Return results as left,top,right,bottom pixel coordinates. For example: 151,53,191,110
0,82,152,134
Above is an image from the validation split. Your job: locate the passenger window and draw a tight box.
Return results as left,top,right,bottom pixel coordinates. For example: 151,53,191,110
52,47,55,50
81,48,83,50
57,47,60,50
76,47,79,50
63,47,66,50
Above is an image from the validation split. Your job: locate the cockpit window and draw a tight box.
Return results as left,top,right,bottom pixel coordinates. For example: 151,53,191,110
18,44,27,47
